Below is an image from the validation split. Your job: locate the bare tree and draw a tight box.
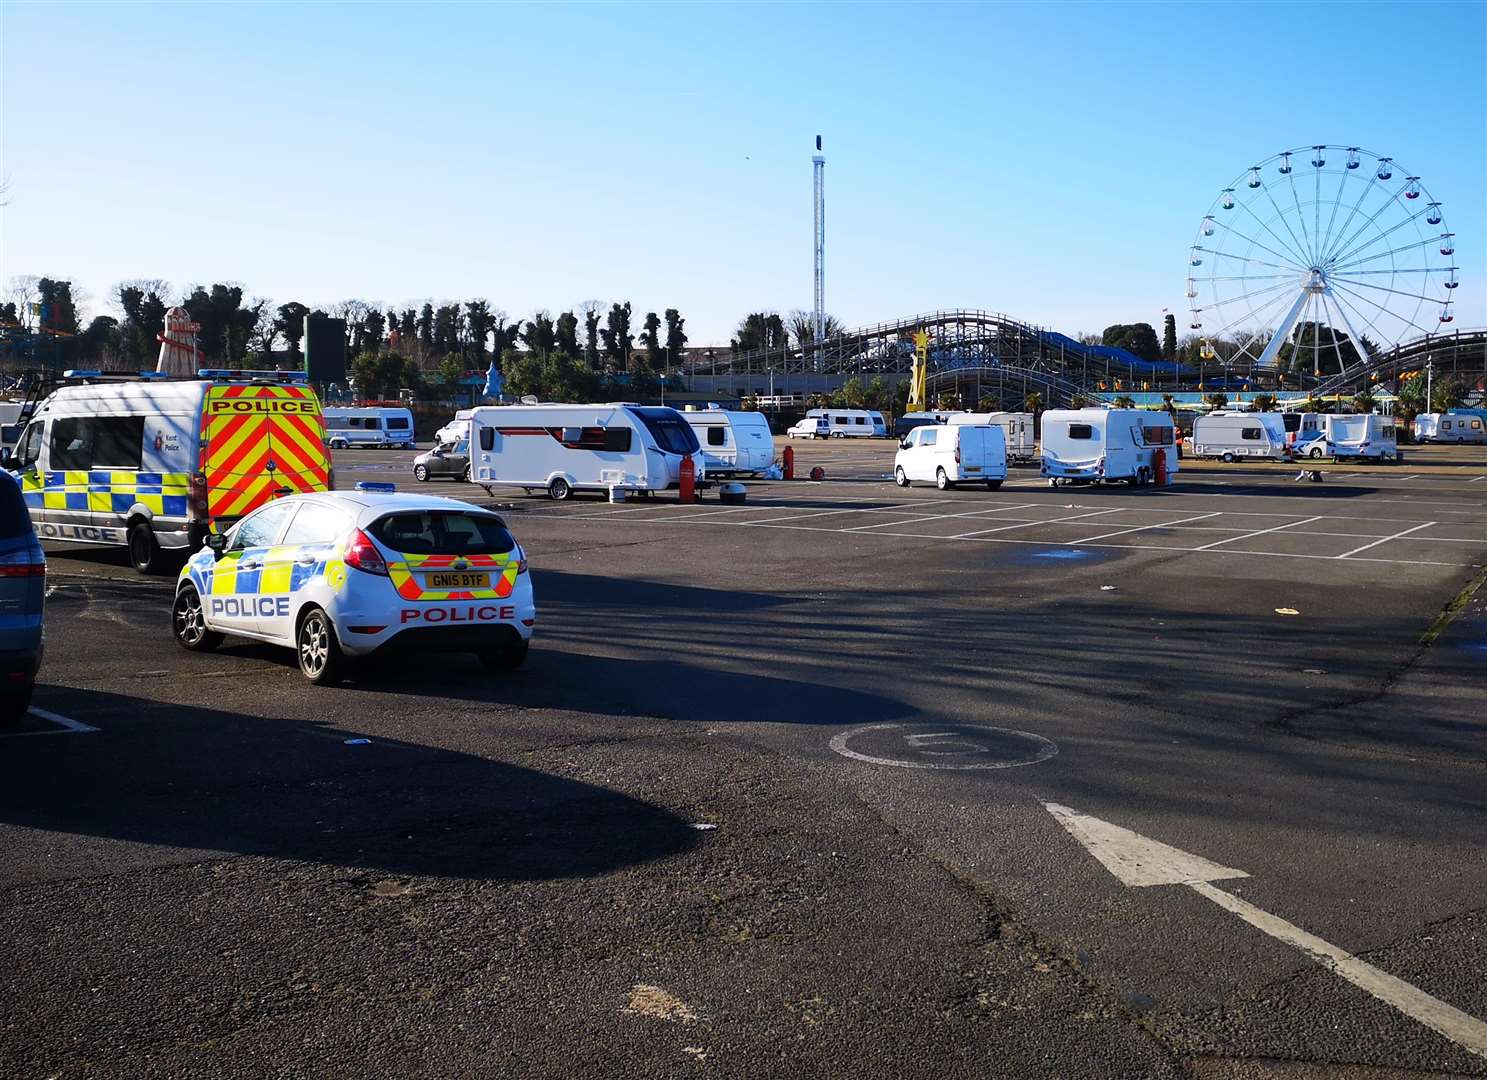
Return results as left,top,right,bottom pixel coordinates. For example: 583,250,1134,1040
787,308,843,350
6,276,40,328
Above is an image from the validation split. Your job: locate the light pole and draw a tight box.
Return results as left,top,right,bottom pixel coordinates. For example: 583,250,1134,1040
1425,357,1433,416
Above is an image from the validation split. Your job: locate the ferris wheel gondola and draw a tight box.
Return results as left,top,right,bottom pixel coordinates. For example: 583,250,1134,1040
1185,145,1460,376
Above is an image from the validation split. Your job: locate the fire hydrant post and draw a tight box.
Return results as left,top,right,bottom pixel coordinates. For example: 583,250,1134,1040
1154,448,1167,487
679,454,696,503
782,445,794,480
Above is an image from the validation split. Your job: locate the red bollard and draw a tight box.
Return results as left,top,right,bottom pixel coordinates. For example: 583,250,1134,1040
782,445,794,480
679,454,696,503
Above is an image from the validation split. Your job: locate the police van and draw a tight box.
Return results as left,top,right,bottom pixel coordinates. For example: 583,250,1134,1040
2,370,330,573
173,487,534,683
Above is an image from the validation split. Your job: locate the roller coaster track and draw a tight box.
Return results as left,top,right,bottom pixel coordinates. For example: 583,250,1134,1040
691,309,1484,402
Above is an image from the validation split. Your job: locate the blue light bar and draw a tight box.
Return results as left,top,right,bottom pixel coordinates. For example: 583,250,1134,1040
197,368,310,382
61,369,102,378
355,482,397,492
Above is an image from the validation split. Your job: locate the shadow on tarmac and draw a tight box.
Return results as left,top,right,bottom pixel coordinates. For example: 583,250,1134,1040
0,687,698,880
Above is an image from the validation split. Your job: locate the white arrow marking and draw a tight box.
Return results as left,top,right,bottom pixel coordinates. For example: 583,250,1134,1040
1045,803,1487,1060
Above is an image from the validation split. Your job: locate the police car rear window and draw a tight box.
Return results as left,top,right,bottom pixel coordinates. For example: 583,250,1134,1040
370,511,515,556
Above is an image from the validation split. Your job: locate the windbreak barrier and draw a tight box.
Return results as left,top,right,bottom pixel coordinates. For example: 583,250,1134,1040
201,385,329,520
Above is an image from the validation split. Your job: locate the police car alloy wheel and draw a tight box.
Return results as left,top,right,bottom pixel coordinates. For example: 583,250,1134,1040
297,607,345,684
173,586,224,652
414,464,429,482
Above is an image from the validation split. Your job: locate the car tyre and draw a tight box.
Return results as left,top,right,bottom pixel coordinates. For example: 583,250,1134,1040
479,640,529,672
1309,447,1323,459
548,477,572,501
172,586,224,652
894,466,910,488
297,607,346,685
0,686,33,725
128,521,170,575
936,468,952,490
413,464,429,482
463,464,472,482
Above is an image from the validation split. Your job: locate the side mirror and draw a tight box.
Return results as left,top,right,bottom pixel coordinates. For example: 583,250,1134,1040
205,533,228,559
899,439,911,450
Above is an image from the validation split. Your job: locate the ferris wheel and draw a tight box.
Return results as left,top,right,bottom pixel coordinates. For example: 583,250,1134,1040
1186,145,1458,373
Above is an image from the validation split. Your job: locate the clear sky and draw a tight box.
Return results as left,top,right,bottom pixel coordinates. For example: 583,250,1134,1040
2,0,1483,345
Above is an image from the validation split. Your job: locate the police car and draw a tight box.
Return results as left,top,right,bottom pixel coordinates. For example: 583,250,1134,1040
171,484,534,683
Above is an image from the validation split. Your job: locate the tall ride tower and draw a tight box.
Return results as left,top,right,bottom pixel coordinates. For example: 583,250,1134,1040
812,135,825,349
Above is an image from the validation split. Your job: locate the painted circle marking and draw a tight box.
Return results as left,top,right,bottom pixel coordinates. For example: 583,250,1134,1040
829,723,1058,771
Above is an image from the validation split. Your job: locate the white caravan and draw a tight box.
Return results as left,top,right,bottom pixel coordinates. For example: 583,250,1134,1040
1323,413,1398,461
683,407,774,476
1191,411,1290,461
469,403,704,500
894,424,1006,490
1040,408,1179,487
1414,412,1487,444
805,408,888,438
948,411,1036,464
323,406,416,449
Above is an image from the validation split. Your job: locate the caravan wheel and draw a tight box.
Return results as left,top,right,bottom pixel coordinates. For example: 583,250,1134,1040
548,477,572,501
1221,452,1235,463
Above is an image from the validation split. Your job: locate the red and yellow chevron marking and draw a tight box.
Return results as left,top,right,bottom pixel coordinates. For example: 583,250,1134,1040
386,552,519,602
201,384,328,519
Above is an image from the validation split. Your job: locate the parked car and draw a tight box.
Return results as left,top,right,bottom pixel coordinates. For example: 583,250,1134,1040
0,470,45,721
788,417,830,439
413,439,472,482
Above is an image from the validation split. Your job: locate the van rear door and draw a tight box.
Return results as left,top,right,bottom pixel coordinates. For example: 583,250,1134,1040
201,384,329,522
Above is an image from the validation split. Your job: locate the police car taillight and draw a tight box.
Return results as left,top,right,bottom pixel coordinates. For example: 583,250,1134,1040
343,529,389,576
514,545,528,574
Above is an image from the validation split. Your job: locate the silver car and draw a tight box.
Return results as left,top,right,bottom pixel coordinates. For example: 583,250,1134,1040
0,470,45,722
412,439,472,483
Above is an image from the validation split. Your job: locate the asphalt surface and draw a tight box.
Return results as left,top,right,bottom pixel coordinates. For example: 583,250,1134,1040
3,438,1485,1078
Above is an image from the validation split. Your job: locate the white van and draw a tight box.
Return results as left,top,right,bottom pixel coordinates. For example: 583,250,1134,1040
948,411,1036,464
805,408,887,438
3,369,330,572
434,409,473,446
787,416,830,439
469,403,705,500
895,424,1006,490
684,407,774,476
324,406,416,449
1324,413,1398,461
1040,408,1179,487
1192,411,1290,461
1414,412,1487,444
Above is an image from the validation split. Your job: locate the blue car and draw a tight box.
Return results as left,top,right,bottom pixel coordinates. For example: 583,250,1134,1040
0,469,45,721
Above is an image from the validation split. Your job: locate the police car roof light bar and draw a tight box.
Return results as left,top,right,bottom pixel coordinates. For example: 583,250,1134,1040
61,369,175,381
197,368,311,383
354,482,397,493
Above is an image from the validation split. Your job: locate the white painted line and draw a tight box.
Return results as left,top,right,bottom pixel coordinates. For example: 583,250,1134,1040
1046,803,1487,1061
950,507,1126,540
1337,521,1436,559
739,500,958,525
845,502,1040,532
1470,476,1486,483
1394,474,1421,481
1072,512,1222,544
4,707,100,736
1189,515,1324,552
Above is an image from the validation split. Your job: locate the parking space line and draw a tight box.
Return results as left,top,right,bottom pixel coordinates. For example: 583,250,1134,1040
1190,515,1323,551
1072,511,1222,544
950,507,1125,539
1337,521,1436,559
0,707,101,737
739,500,958,525
845,503,1041,532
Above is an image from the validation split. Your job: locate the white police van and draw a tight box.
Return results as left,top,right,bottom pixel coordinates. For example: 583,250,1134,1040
172,484,534,683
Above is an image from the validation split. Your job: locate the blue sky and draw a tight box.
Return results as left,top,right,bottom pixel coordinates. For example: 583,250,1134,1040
2,0,1483,345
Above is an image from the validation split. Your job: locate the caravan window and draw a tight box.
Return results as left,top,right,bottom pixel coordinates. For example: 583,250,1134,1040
1442,420,1453,431
633,409,700,454
50,416,145,470
554,426,633,452
1143,426,1174,446
1067,424,1093,440
834,416,848,426
1282,415,1302,433
1241,427,1262,440
479,427,494,451
706,426,726,446
386,415,410,430
855,416,866,425
1382,423,1396,438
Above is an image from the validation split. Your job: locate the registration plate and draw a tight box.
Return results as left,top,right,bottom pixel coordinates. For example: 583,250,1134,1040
426,572,490,589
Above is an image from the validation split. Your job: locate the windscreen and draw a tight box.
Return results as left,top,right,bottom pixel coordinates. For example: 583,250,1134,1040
633,408,701,454
370,511,516,556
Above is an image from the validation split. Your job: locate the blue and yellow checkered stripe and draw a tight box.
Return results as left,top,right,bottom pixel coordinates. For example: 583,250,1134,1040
194,543,340,597
21,470,191,516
